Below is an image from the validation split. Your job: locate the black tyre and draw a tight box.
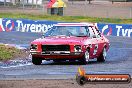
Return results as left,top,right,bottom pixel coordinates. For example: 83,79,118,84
97,48,107,62
80,50,90,65
76,75,87,86
32,57,42,65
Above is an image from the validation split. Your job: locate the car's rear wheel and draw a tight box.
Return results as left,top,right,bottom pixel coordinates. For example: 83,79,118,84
97,48,107,62
80,50,90,65
32,57,42,65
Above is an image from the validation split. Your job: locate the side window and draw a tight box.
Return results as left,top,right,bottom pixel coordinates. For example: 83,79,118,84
85,26,90,37
80,26,90,37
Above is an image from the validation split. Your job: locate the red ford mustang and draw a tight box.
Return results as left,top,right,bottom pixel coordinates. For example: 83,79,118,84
30,23,110,65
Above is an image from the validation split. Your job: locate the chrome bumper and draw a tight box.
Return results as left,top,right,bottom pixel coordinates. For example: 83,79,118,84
30,51,83,55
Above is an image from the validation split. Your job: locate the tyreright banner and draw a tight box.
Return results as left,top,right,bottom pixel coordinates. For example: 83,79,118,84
97,23,132,37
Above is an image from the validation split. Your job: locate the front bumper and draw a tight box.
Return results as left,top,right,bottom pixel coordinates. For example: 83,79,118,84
30,50,84,59
30,51,83,56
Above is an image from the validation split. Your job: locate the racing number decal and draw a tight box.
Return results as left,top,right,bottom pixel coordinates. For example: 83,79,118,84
93,44,98,55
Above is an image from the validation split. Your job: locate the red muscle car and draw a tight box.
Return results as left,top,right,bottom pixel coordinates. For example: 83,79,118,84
30,23,110,65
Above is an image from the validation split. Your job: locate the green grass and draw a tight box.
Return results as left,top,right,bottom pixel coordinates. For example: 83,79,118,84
0,44,20,61
0,13,132,24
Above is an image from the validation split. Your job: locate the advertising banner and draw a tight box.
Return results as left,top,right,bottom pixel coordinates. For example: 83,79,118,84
97,23,132,37
0,18,57,33
0,18,132,37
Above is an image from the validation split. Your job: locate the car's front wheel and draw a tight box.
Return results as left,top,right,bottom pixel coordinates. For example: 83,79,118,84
80,50,90,65
97,48,107,62
32,57,42,65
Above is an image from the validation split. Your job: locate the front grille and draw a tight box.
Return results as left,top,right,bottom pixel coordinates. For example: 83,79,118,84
41,45,70,51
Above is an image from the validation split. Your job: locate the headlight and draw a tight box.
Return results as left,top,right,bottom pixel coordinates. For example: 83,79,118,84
74,45,82,52
30,44,37,50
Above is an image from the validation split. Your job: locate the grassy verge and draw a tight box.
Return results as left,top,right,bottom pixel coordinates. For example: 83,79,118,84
0,13,132,24
0,44,26,61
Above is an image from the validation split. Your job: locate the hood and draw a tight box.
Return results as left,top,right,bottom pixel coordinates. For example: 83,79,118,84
31,36,88,45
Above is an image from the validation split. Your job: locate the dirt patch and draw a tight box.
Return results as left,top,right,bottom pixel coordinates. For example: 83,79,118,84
0,44,29,61
12,49,29,60
0,79,131,88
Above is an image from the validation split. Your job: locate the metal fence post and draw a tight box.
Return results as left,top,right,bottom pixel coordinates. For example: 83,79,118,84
36,0,38,8
42,1,45,15
23,0,25,11
84,0,87,16
32,0,33,8
4,0,6,7
72,0,73,4
106,7,109,18
130,7,132,18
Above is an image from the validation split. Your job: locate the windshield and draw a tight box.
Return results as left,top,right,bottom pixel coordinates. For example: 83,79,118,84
44,26,89,37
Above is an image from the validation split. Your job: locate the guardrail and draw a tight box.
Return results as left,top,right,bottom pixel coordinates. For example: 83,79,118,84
0,18,132,37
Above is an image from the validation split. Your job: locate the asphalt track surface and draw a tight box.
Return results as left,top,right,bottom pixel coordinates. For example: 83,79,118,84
0,32,132,80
